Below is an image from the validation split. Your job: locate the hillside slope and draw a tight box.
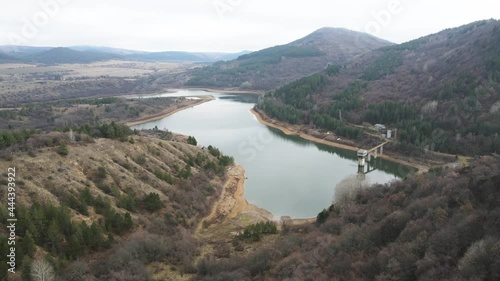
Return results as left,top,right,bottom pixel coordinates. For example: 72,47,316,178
0,129,234,280
258,19,500,155
185,28,392,90
193,155,500,281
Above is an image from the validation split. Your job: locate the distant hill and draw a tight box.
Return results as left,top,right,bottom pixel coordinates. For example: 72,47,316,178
69,45,148,56
184,28,393,90
22,47,122,64
70,45,250,62
0,45,250,64
210,50,253,61
0,46,118,64
124,51,242,62
257,19,500,155
0,45,53,57
0,52,18,63
66,46,250,62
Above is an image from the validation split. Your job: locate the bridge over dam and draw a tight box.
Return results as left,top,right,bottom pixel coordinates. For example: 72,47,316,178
357,141,389,177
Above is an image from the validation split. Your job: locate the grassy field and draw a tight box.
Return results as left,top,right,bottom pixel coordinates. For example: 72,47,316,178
0,60,195,104
0,60,187,77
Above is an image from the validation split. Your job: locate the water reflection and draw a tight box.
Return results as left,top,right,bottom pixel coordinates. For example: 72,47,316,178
268,126,414,178
265,127,311,147
219,94,259,104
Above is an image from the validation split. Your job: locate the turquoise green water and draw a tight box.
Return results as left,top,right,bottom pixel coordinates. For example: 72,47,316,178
132,90,411,218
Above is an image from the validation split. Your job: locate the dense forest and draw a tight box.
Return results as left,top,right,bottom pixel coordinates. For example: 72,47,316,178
258,74,364,140
192,156,500,281
185,45,325,89
257,20,500,155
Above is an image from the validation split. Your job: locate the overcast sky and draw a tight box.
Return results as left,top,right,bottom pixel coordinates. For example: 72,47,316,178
1,0,499,53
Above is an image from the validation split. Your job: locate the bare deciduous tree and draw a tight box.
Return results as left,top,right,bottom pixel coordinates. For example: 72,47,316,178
31,258,55,281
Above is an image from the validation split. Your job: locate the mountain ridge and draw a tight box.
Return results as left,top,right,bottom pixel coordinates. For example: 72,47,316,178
184,27,393,90
257,19,500,155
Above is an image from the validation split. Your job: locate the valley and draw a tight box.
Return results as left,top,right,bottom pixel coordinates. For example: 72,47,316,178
0,15,499,281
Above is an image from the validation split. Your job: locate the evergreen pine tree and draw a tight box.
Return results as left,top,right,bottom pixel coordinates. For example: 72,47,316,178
124,212,133,231
21,231,37,258
21,256,32,281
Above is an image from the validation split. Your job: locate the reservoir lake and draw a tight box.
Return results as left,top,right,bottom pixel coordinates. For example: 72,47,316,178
131,90,411,218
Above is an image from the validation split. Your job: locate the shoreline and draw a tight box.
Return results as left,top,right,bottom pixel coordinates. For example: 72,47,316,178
250,107,359,152
122,89,287,229
197,164,274,234
128,93,428,233
180,87,264,95
198,163,318,235
125,96,214,127
250,107,429,173
118,87,263,98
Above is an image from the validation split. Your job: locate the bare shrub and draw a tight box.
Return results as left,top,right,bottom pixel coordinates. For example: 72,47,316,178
421,101,438,115
458,237,496,278
60,261,90,281
334,175,371,209
213,241,231,258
